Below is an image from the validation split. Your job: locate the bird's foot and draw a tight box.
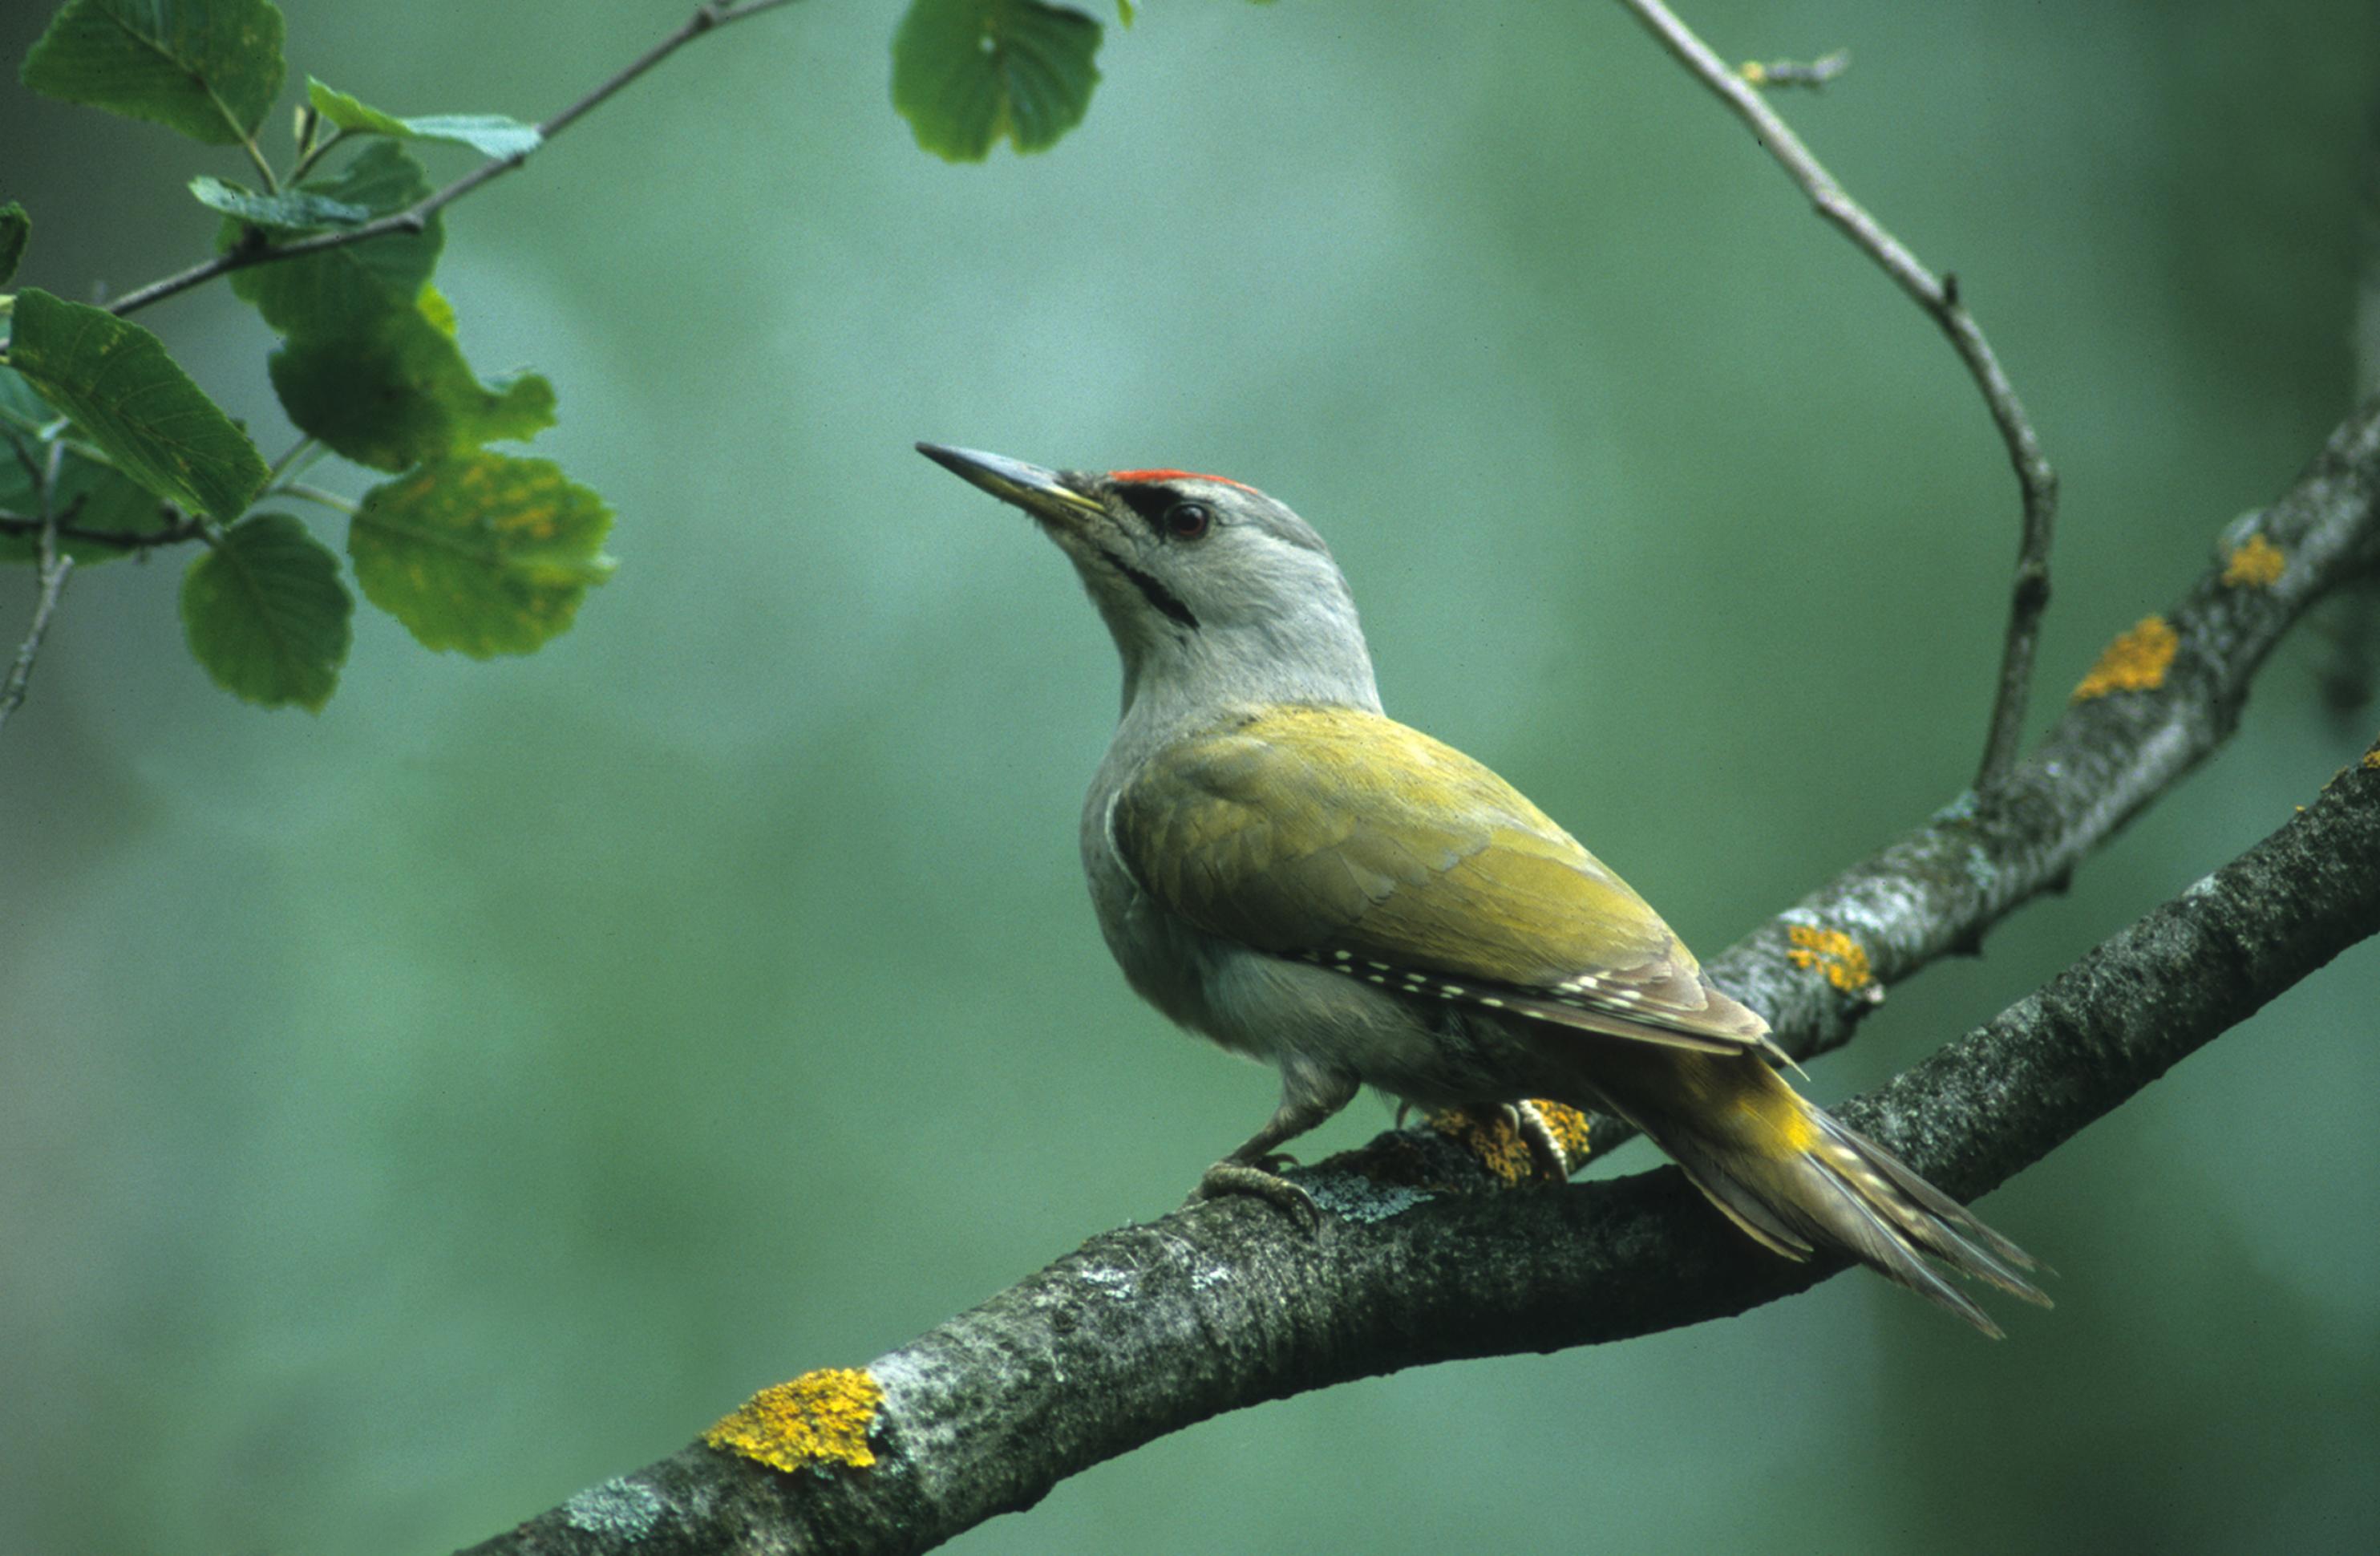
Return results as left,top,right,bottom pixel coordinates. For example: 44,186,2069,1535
1511,1100,1577,1182
1187,1154,1320,1233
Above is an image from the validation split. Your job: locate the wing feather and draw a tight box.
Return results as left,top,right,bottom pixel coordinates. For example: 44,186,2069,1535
1111,704,1771,1054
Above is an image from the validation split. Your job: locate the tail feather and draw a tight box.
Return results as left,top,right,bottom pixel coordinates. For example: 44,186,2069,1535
1581,1053,2050,1337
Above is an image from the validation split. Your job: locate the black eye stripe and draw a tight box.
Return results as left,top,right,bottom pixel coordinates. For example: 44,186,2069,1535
1113,484,1177,531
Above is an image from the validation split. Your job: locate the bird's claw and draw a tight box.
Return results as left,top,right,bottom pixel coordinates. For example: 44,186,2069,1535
1188,1156,1322,1233
1511,1100,1575,1182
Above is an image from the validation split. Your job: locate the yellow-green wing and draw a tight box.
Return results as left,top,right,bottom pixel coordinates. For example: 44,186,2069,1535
1110,704,1771,1052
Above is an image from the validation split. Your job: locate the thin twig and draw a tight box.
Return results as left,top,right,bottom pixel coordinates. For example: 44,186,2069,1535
105,0,809,319
0,447,77,735
1614,0,2059,791
0,509,204,550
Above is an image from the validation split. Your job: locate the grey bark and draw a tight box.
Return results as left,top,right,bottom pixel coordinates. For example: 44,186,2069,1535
460,402,2380,1556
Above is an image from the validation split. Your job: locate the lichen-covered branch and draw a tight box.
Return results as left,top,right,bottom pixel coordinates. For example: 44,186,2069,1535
460,727,2380,1556
1710,396,2380,1064
456,404,2380,1553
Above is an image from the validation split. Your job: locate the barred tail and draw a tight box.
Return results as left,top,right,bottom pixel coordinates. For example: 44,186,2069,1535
1583,1053,2051,1336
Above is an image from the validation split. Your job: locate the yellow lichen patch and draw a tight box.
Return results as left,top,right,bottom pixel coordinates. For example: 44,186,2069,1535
2221,533,2285,589
2363,742,2380,771
1785,925,1874,993
704,1368,883,1473
1431,1101,1591,1184
2072,616,2179,702
1530,1100,1593,1167
1433,1104,1533,1185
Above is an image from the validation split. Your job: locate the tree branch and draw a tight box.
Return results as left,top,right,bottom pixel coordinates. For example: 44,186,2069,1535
0,509,204,550
1613,0,2060,792
103,0,810,319
456,403,2380,1553
460,729,2380,1556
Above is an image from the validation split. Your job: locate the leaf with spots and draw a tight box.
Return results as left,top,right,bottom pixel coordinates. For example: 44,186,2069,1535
892,0,1102,161
6,288,269,521
180,512,353,710
350,452,613,657
21,0,286,146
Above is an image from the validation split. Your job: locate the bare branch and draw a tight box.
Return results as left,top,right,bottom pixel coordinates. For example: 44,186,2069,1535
456,403,2380,1555
0,449,76,735
1613,0,2060,792
104,0,810,319
0,509,204,551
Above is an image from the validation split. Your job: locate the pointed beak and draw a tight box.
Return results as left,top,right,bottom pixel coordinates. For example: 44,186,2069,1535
917,443,1104,528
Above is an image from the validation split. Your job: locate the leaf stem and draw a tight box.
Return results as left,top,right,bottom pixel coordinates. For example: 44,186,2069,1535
289,127,350,184
265,436,319,484
275,480,357,515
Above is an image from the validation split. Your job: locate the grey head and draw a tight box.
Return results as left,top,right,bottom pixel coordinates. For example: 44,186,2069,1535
917,444,1382,731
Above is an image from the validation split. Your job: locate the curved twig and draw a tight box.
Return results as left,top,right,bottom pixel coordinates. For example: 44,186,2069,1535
1613,0,2060,791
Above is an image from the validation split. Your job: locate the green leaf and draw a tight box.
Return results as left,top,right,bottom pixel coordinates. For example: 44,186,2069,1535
190,175,370,231
6,288,269,521
350,453,613,657
21,0,286,146
306,78,542,159
0,202,26,286
225,141,442,337
267,296,555,472
180,512,351,709
0,364,178,565
892,0,1102,161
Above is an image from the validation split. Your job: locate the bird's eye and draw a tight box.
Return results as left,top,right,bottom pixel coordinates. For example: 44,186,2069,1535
1164,501,1212,541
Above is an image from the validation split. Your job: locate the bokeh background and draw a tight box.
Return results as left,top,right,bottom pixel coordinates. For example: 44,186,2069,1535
4,2,2376,1551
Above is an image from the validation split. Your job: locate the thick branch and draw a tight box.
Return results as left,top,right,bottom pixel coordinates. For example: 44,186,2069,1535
1711,398,2380,1063
105,0,808,318
1614,0,2060,790
463,727,2380,1556
459,404,2380,1551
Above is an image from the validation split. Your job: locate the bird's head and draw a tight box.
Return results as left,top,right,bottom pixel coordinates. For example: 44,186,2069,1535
917,444,1380,720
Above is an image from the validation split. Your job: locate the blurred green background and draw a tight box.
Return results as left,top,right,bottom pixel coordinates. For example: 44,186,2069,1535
4,2,2376,1551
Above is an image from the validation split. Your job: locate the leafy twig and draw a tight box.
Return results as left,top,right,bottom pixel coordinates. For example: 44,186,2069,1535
1615,0,2059,792
106,0,811,319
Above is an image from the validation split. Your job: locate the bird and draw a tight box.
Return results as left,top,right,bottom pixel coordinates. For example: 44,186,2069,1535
917,442,2049,1336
